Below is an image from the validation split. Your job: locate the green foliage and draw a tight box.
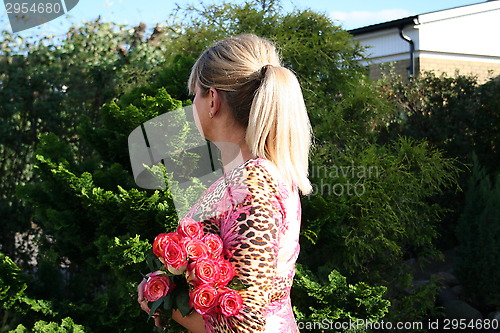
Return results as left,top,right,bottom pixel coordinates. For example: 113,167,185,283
376,69,500,250
304,138,458,276
9,318,86,333
377,69,499,173
0,252,56,322
393,276,443,326
1,253,87,332
16,83,205,332
454,156,500,309
96,235,151,270
119,54,197,105
0,253,28,310
292,264,390,331
0,19,172,262
300,137,459,324
80,86,183,168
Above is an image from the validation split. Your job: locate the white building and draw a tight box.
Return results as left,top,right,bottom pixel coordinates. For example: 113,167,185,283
349,1,500,82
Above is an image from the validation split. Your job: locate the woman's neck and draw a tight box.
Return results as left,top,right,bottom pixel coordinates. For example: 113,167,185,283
215,141,256,175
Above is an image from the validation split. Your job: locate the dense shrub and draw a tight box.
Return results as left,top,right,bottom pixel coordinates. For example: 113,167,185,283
0,252,86,332
454,156,500,312
17,89,185,332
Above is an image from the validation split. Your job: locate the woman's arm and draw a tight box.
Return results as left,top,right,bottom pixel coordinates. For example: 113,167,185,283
207,163,282,331
172,309,205,333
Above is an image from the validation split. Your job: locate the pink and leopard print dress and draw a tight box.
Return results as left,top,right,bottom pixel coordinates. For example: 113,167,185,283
183,157,302,333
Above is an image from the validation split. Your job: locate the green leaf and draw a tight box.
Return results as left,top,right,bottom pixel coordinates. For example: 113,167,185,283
146,254,154,272
149,298,164,317
227,276,252,291
163,294,173,313
175,289,193,317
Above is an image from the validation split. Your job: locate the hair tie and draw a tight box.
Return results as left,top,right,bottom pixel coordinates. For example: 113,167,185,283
260,64,273,78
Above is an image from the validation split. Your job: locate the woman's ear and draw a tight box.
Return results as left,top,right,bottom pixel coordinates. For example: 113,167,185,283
209,87,221,115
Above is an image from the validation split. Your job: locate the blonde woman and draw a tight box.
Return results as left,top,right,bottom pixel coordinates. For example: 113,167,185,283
138,33,313,333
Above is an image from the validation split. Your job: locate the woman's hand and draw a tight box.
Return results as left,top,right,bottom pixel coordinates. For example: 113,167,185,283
137,276,206,332
137,277,164,328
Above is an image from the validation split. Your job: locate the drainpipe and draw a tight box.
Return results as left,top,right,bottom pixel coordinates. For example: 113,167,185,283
398,26,415,77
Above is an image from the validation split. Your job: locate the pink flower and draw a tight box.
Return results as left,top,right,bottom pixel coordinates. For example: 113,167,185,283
182,238,210,262
217,288,243,317
163,240,188,275
143,271,174,302
186,258,220,286
201,233,223,259
152,232,181,261
177,217,204,239
190,284,218,315
218,259,236,287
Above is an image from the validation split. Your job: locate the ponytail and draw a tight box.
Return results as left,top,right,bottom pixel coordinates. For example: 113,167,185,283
246,65,313,195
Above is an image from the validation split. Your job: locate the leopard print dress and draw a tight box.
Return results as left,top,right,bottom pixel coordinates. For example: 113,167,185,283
183,156,301,333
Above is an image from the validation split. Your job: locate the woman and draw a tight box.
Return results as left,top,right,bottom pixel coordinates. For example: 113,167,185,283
138,33,313,333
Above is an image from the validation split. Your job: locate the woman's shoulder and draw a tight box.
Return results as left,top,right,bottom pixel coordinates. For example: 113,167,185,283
226,157,292,200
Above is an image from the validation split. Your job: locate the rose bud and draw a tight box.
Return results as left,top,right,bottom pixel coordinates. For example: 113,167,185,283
217,288,243,317
190,284,218,315
177,217,204,239
143,271,174,302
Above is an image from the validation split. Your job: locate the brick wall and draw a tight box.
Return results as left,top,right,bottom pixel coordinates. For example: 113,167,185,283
367,60,411,81
418,57,500,83
367,58,500,83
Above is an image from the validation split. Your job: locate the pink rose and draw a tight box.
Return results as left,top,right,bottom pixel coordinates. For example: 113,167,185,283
218,259,236,287
182,238,210,262
217,288,243,317
152,232,181,260
163,240,188,275
143,271,174,302
186,258,220,286
201,234,223,259
190,284,218,315
177,217,204,239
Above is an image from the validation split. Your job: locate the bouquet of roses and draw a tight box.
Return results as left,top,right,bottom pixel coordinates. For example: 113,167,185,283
141,217,249,324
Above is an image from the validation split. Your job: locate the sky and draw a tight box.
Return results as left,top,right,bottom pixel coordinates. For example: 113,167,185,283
0,0,483,38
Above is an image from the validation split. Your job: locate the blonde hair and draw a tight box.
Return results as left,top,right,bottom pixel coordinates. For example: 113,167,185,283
188,34,313,195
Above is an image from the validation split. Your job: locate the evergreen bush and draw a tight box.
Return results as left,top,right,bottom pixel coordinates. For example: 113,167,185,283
454,156,500,311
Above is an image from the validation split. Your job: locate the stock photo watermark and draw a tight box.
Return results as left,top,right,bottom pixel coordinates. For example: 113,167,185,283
306,163,382,198
298,318,500,331
127,103,384,216
4,0,79,33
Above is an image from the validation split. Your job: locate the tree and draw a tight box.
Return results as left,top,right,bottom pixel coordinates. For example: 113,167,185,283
0,18,172,262
376,70,500,250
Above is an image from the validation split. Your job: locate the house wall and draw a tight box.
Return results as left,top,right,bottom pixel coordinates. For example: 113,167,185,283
354,1,500,83
419,56,500,82
417,2,500,57
354,27,419,66
366,59,410,81
366,55,500,83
